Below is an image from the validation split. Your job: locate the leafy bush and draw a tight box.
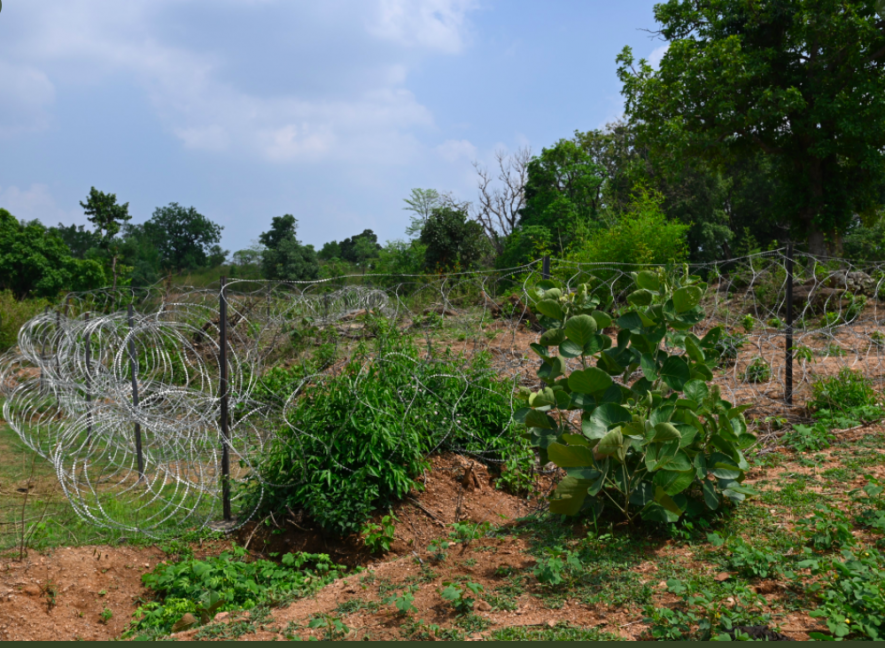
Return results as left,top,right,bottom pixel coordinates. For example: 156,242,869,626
742,358,771,383
440,581,483,614
248,326,520,536
809,368,884,424
0,291,50,352
783,422,835,453
361,514,397,554
708,533,781,579
797,505,856,552
128,547,346,637
568,189,689,275
520,266,756,524
711,331,746,367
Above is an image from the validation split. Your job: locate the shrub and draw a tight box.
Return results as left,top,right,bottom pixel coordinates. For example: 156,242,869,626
0,291,50,352
520,266,756,524
712,331,746,367
742,358,771,383
809,368,884,424
247,325,520,536
568,189,689,277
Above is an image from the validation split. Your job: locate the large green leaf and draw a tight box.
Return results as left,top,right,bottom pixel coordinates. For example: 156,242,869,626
653,469,695,496
525,409,557,430
564,314,598,346
616,311,644,333
539,329,566,346
702,480,719,510
660,356,690,391
627,289,653,307
591,310,612,329
559,340,583,358
658,449,692,472
537,355,566,381
548,442,596,468
683,379,708,402
709,452,741,480
568,367,613,395
684,335,705,362
596,427,624,458
635,270,660,292
529,387,556,407
640,353,658,381
673,286,703,313
535,299,564,321
582,403,632,439
653,422,681,442
549,476,592,516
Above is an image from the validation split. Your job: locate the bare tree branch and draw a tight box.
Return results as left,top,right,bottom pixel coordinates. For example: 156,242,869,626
469,147,532,253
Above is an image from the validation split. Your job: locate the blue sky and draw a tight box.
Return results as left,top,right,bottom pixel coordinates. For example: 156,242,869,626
0,0,666,254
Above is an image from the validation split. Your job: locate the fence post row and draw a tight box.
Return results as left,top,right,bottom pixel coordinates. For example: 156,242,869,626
219,277,232,521
785,242,794,407
127,304,145,480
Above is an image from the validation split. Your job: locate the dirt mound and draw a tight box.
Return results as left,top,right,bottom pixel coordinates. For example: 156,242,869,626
0,544,165,641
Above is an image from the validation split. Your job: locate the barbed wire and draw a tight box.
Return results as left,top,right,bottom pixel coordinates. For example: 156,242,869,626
1,251,883,538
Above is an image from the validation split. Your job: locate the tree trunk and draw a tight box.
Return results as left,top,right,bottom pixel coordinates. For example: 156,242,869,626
111,255,118,291
807,225,827,257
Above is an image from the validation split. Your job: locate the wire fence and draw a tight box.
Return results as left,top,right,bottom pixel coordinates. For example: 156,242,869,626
1,249,884,540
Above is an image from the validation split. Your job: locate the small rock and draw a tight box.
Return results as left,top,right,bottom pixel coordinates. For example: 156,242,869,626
546,620,556,628
214,611,229,622
714,572,731,582
21,585,41,596
474,600,491,612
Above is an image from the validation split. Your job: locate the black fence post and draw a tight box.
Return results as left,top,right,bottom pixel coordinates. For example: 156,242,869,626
55,309,61,375
40,306,49,394
127,304,145,480
542,255,551,280
219,277,232,521
785,242,794,407
85,313,92,440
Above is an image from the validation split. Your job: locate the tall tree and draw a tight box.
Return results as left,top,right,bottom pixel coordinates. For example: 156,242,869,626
420,206,489,271
471,148,532,253
80,187,132,289
143,203,223,274
618,0,885,256
339,230,381,265
403,188,441,238
258,215,319,281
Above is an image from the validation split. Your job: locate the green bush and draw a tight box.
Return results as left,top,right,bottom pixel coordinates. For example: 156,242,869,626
246,326,520,536
742,358,771,383
520,266,756,525
568,189,689,272
0,291,50,352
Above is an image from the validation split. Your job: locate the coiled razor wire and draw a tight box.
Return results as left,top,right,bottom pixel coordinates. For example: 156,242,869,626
1,251,884,538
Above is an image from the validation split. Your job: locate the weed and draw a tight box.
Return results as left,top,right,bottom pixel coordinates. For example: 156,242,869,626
491,623,622,641
382,585,418,615
784,422,836,453
797,505,856,552
708,533,781,579
743,357,771,383
308,613,349,641
427,538,450,563
361,514,397,554
449,520,493,543
533,548,580,587
809,368,884,425
455,613,492,633
713,331,746,366
440,581,484,614
100,608,113,624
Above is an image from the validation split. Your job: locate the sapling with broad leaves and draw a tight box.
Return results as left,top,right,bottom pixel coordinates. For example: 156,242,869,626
517,266,756,524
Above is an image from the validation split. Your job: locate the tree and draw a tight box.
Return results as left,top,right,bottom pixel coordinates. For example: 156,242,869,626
143,203,223,274
420,206,489,271
0,209,105,298
80,187,132,289
339,230,381,264
403,188,441,238
259,215,319,281
471,148,532,253
518,139,606,257
48,223,102,259
617,0,885,256
318,240,342,260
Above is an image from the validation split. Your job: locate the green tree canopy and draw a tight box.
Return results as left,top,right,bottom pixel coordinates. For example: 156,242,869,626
617,0,885,256
258,215,319,281
420,206,489,271
144,203,224,273
403,188,441,238
339,229,381,264
0,209,105,298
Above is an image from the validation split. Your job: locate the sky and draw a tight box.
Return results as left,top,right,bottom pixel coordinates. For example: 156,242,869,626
0,0,667,254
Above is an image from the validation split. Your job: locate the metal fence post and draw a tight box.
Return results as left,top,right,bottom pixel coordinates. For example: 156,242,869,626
785,242,794,407
55,309,61,375
219,276,232,521
542,255,551,280
127,304,145,480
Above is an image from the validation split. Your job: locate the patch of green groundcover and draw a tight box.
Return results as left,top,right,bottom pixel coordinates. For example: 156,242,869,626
243,326,525,536
125,545,349,639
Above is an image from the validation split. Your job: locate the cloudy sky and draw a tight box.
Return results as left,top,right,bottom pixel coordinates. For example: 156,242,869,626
0,0,665,253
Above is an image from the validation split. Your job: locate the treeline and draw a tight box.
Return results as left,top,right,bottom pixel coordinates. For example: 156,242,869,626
3,0,885,301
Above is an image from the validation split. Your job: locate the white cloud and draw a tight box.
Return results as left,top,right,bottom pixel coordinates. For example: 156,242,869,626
649,44,669,68
0,62,56,136
435,139,477,163
2,0,477,163
0,184,80,225
368,0,476,53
